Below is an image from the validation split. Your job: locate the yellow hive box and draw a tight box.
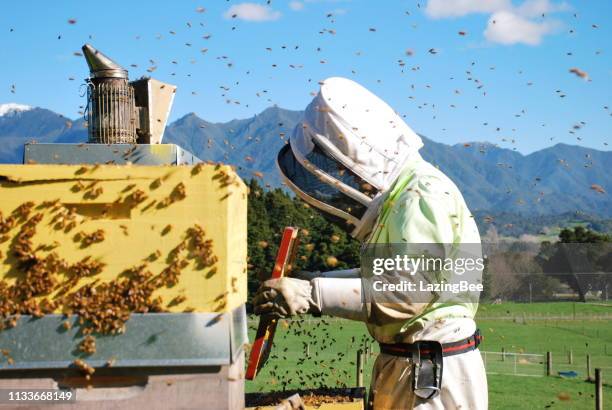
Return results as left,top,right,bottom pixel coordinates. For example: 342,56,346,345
0,163,247,314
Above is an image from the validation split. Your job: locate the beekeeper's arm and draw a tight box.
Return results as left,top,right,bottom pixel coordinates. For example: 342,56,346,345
253,176,458,322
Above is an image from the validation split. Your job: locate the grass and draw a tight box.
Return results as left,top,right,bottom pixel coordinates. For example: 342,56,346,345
477,301,612,318
245,302,612,409
488,374,610,410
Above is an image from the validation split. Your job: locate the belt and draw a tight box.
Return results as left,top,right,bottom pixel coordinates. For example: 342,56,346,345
379,329,482,358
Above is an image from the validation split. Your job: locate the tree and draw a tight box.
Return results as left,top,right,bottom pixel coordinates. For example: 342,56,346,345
538,227,611,302
245,179,360,308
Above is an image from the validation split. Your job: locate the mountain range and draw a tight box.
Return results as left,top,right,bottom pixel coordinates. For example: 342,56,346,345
1,103,610,220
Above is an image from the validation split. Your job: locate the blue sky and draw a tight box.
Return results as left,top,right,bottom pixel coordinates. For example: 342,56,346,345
0,0,609,153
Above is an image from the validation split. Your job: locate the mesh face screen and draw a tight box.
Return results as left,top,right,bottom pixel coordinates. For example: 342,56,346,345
277,144,367,220
304,142,378,199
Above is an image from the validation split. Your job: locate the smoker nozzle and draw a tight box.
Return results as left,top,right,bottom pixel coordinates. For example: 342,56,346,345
82,44,128,79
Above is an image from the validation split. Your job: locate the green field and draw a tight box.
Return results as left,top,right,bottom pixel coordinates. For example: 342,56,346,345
246,302,611,409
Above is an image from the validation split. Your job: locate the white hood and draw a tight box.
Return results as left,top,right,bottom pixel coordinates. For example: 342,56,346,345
279,77,424,239
292,77,423,191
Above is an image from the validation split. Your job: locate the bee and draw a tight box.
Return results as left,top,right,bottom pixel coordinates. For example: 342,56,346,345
127,189,148,205
326,256,339,268
121,184,137,193
146,249,162,262
79,335,97,355
165,182,187,203
80,229,105,247
167,294,187,308
73,358,95,376
86,186,104,199
75,166,88,175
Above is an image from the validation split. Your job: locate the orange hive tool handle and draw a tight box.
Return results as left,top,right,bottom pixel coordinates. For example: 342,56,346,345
246,227,299,380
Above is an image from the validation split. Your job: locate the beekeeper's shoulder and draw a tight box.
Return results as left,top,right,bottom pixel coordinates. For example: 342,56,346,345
395,159,461,203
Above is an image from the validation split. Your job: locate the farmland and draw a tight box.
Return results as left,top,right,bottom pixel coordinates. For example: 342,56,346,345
246,302,612,409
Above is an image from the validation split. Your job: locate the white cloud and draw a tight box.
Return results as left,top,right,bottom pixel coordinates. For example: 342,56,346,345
289,1,305,11
224,3,281,22
425,0,511,19
425,0,568,45
516,0,570,18
484,10,557,45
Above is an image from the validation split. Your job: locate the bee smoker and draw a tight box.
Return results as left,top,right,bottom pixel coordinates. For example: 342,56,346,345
82,43,177,146
82,44,136,144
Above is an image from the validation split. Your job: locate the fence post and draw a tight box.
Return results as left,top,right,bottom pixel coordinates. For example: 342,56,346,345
546,352,552,376
587,354,592,381
502,347,505,362
568,349,573,365
595,369,603,410
356,350,364,387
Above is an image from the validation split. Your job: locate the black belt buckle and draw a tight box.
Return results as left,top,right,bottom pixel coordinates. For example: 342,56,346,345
412,341,443,400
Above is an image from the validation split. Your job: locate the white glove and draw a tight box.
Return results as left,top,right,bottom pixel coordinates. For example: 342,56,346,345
253,277,316,318
311,277,366,322
253,276,366,322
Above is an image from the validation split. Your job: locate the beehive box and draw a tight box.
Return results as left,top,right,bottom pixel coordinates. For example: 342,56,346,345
0,163,246,314
0,162,248,369
245,388,366,410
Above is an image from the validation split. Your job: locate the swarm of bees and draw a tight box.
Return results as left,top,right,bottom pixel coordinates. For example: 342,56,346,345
50,206,78,232
0,197,220,372
186,224,218,269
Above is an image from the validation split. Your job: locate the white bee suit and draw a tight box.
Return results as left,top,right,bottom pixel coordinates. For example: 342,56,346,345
262,77,487,409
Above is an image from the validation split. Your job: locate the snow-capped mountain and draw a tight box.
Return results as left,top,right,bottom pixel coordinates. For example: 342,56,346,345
0,103,33,117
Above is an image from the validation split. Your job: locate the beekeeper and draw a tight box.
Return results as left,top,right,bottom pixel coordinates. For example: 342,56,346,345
253,77,487,410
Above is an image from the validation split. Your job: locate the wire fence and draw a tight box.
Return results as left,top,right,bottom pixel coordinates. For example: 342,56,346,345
481,351,545,377
247,316,612,382
477,313,612,321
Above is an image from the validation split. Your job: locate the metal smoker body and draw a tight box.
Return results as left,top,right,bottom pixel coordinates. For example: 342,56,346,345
82,44,176,145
